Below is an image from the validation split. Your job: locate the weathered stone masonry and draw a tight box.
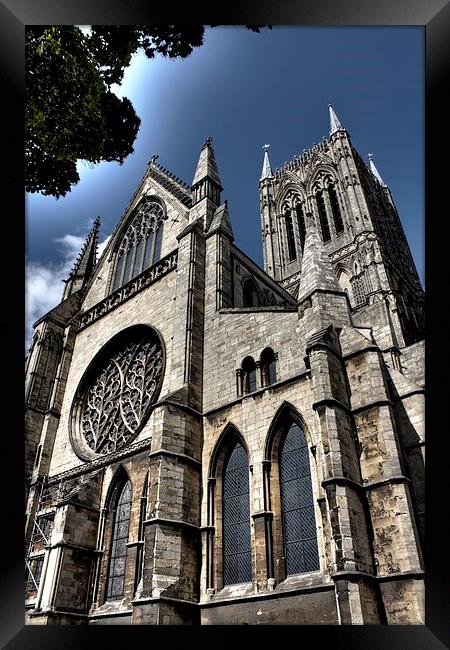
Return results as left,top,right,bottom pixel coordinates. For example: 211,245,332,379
25,107,424,625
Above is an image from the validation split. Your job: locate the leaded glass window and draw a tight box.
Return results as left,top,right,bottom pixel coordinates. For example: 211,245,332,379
295,203,306,253
328,184,344,234
351,274,366,306
74,328,164,458
112,200,165,292
316,190,331,242
284,208,297,261
106,480,132,601
223,443,252,585
280,423,319,575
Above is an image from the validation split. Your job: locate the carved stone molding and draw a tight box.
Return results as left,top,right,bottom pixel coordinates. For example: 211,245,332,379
77,251,178,331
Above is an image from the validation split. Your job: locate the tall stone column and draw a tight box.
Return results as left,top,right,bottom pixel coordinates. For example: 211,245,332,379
344,345,424,624
132,220,205,624
305,326,385,624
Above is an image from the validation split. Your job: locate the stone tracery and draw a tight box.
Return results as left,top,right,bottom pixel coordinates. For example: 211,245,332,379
79,333,163,456
112,200,166,291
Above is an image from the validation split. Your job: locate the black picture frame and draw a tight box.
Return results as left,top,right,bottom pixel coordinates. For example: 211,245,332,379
5,1,449,647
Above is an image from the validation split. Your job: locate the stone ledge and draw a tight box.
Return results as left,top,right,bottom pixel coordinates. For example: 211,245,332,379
219,306,298,313
313,397,352,415
143,517,200,533
89,609,133,619
148,448,202,468
77,250,178,332
132,595,198,608
200,580,334,608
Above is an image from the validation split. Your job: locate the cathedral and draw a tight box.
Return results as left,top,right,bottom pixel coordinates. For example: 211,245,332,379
25,105,425,625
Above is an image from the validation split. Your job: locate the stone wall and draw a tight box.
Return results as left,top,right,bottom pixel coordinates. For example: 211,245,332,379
47,269,177,477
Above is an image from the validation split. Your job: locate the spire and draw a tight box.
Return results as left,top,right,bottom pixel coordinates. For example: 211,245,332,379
329,103,344,135
63,217,100,299
368,153,387,187
260,144,273,181
192,137,222,189
297,212,341,303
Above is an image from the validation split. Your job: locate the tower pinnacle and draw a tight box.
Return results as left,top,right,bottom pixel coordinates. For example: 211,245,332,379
368,153,387,187
62,217,100,300
260,144,273,181
192,136,222,189
329,104,344,135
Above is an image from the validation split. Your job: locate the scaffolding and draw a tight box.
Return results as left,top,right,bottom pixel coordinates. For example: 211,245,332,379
25,470,103,597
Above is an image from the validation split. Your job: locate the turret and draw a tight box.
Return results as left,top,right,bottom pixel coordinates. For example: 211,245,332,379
190,137,223,230
62,216,100,300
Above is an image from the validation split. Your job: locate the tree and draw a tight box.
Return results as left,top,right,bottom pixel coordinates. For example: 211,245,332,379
26,26,268,199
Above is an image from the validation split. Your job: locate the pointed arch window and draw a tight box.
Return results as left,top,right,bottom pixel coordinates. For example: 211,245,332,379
33,330,63,411
279,423,320,575
242,278,260,307
295,203,306,253
112,200,165,292
260,347,277,387
284,207,297,261
106,480,132,601
328,184,344,234
242,356,257,394
315,190,331,242
223,443,252,585
351,274,366,306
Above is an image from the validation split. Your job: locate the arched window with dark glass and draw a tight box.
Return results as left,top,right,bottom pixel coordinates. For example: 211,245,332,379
242,356,257,394
106,480,132,600
328,184,344,233
351,274,366,306
223,443,252,585
261,347,277,387
112,200,165,292
279,423,319,575
242,278,260,307
295,203,306,253
284,207,297,261
315,190,331,242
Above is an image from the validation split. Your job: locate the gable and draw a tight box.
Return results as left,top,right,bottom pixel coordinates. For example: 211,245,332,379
81,168,190,312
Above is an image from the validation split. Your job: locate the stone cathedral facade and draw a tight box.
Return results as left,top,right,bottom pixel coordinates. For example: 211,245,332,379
25,106,425,625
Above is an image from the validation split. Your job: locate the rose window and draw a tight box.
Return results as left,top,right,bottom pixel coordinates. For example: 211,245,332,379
71,327,164,459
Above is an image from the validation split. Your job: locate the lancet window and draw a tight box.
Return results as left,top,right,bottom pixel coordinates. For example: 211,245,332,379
106,480,132,601
112,200,165,292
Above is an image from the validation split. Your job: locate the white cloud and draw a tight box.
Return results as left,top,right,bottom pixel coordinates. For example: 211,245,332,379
54,234,85,259
25,233,111,353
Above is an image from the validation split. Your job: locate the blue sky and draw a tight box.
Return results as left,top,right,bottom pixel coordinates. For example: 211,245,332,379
25,26,424,348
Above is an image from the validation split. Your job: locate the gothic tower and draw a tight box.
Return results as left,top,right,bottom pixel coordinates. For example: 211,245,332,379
259,105,425,348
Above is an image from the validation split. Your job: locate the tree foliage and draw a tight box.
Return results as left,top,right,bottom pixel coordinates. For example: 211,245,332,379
26,26,269,198
26,26,207,198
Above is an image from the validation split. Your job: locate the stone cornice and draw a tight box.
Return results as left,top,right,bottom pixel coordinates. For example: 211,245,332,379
148,448,202,468
46,439,152,485
143,517,200,533
77,251,178,332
